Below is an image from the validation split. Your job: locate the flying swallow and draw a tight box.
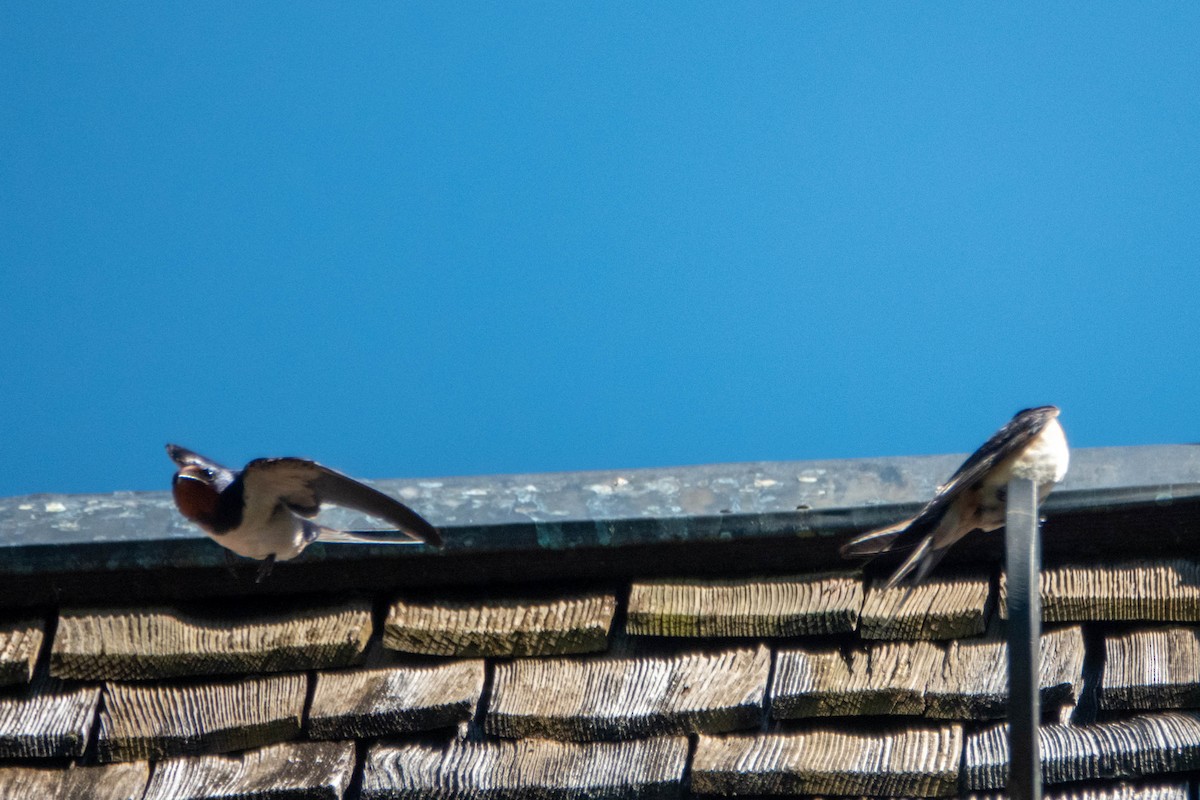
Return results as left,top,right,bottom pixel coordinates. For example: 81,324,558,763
840,406,1069,587
167,444,441,575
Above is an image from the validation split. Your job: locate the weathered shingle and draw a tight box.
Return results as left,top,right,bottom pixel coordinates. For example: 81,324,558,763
0,675,101,758
487,645,769,739
772,639,942,717
1102,627,1200,710
97,673,307,762
964,712,1200,789
309,659,485,739
1031,784,1190,800
384,593,616,657
859,574,991,639
142,740,354,800
625,574,862,637
0,618,43,687
52,599,373,680
963,783,1190,800
0,761,149,800
925,625,1086,719
363,736,689,800
1001,560,1200,622
692,724,963,797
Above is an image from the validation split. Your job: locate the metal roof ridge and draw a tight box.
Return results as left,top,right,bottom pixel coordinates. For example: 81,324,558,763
0,444,1198,607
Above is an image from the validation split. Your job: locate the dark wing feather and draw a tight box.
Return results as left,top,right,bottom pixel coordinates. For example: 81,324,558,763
242,458,442,546
839,516,916,557
165,444,237,491
842,406,1057,557
927,407,1057,504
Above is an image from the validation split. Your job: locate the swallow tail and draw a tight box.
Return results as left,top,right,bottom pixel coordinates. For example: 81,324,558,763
884,537,951,589
841,514,951,588
839,516,916,558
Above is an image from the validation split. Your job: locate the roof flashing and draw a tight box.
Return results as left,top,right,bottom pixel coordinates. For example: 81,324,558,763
1,444,1199,606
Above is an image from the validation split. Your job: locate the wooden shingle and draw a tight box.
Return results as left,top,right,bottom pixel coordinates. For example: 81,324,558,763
0,761,149,800
384,593,616,657
964,784,1190,800
1101,627,1200,710
692,724,963,797
487,645,769,740
142,740,355,800
772,625,1085,721
363,736,689,800
964,712,1200,789
625,574,862,637
925,625,1085,719
309,659,485,739
859,574,991,640
0,618,44,687
97,673,307,762
1036,782,1185,800
771,639,942,718
0,674,101,758
52,599,373,680
1000,560,1200,622
1033,784,1189,800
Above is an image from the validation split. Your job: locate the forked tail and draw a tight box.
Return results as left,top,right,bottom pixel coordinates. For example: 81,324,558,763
838,516,915,558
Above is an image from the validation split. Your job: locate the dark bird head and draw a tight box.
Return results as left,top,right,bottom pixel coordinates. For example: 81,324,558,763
171,465,221,527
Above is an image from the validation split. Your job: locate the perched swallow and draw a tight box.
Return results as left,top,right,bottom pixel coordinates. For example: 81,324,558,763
166,445,441,574
840,406,1069,587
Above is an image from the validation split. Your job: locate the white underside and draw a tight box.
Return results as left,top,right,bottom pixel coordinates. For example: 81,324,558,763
929,416,1069,546
1008,417,1070,484
211,505,308,561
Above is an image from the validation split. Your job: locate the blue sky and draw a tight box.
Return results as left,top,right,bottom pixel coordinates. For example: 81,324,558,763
3,6,1198,497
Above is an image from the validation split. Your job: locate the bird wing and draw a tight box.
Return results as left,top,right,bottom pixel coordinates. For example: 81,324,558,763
241,457,442,546
840,406,1057,558
923,406,1058,509
165,444,237,492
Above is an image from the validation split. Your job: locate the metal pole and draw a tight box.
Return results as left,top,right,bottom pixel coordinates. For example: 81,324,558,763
1006,476,1041,800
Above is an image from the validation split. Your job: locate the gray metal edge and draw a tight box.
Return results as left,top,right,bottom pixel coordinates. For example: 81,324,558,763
1,444,1199,574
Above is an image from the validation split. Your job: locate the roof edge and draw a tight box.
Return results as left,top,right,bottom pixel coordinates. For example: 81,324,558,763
1,444,1199,607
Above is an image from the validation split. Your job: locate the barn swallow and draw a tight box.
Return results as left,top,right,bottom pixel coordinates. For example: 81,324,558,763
167,444,441,578
840,406,1069,587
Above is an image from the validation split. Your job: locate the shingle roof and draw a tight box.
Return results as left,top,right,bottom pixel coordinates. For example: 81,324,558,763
2,445,1200,799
